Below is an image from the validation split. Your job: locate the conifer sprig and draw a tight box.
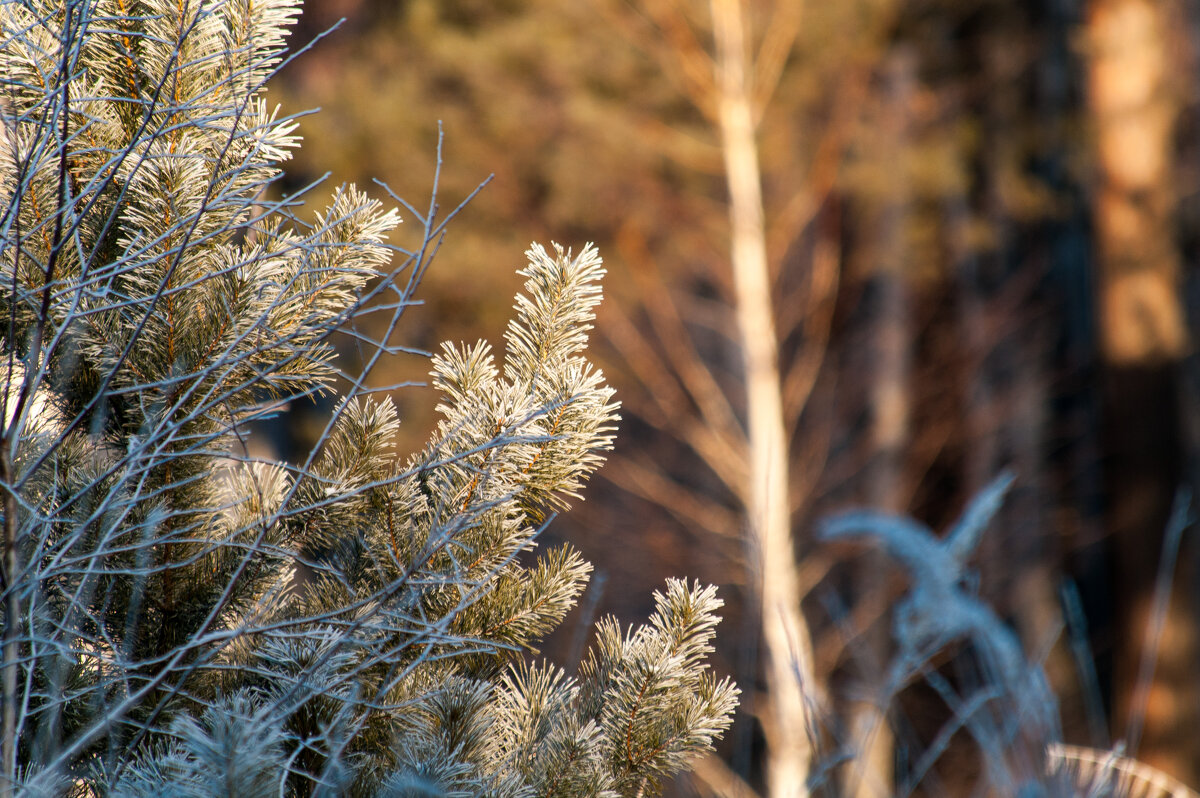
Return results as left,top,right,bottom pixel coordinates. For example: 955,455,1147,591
0,2,737,795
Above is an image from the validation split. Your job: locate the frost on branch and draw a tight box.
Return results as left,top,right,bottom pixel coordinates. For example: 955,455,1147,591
0,1,736,794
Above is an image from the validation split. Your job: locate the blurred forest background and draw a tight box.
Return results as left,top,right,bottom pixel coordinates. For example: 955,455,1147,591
262,0,1200,795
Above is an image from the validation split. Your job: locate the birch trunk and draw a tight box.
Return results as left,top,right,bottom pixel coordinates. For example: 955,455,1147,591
710,2,816,795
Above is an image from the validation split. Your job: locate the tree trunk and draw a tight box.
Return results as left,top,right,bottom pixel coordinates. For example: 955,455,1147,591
1085,0,1199,784
851,47,916,798
710,1,816,795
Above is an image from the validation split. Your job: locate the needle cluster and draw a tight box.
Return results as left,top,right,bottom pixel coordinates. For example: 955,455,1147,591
0,2,736,795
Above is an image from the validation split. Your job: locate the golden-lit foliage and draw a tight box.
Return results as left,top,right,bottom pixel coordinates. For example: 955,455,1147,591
271,0,1200,794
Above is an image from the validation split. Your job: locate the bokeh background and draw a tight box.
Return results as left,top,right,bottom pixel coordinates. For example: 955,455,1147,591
264,1,1200,794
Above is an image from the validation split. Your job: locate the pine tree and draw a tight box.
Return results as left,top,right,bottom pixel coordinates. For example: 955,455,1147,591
0,1,737,795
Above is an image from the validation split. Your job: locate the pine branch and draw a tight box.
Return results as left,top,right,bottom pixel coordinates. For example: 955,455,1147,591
0,3,736,795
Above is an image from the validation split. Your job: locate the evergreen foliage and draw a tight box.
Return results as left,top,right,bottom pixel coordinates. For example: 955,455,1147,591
0,1,737,795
